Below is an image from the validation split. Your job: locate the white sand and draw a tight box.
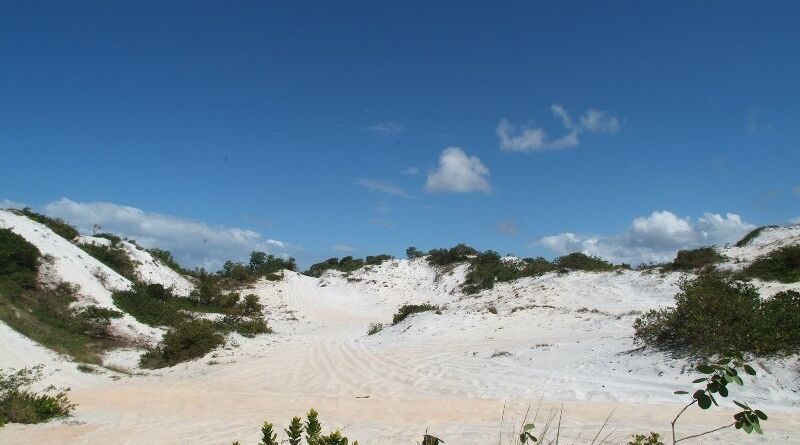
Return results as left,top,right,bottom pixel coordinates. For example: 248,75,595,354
1,218,798,444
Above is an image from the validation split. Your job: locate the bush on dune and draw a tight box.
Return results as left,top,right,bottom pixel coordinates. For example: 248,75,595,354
735,226,779,248
78,237,138,280
12,208,80,241
392,303,438,325
304,254,393,277
140,319,224,368
665,247,724,271
738,245,800,283
1,229,124,363
634,272,800,356
0,365,75,427
553,252,616,272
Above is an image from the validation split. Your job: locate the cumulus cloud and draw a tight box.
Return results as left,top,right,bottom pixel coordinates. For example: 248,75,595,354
536,210,755,265
425,147,491,194
43,198,290,270
497,105,621,152
365,121,403,136
355,178,414,199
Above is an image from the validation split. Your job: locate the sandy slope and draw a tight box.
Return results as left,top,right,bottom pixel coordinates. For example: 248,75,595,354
1,224,798,443
0,210,159,341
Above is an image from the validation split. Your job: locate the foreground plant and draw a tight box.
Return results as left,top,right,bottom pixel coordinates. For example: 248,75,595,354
670,354,767,443
0,365,75,427
233,408,358,445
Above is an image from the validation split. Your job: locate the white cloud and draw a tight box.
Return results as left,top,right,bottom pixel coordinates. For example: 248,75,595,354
1,199,25,209
42,198,290,270
354,178,414,199
401,166,420,176
331,244,358,253
537,210,755,265
497,105,621,152
425,147,491,194
580,109,622,134
365,121,403,136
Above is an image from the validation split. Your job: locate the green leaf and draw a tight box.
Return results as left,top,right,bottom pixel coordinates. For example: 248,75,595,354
524,423,535,432
719,386,728,397
698,395,712,409
753,422,763,434
743,364,756,375
674,390,689,395
755,410,768,420
734,376,743,386
697,364,715,374
734,400,749,410
692,378,706,383
743,422,753,434
716,357,731,365
693,390,705,400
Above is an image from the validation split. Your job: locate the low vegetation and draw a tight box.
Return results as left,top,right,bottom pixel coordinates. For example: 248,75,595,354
305,254,392,277
738,245,800,283
219,251,297,285
140,319,225,368
231,408,358,445
392,303,438,325
0,365,75,427
553,252,617,272
366,322,383,335
664,247,723,271
425,243,479,266
11,208,80,241
735,226,778,248
634,272,800,356
78,235,138,280
0,229,126,364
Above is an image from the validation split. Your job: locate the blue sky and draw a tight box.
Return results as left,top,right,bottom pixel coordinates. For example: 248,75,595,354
2,1,799,269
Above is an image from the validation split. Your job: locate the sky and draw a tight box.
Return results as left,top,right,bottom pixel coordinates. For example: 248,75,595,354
2,1,799,270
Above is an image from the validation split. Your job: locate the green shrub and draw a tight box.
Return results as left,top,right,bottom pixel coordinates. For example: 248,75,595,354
738,245,800,283
0,233,125,362
113,284,191,327
406,246,424,259
392,304,438,325
140,320,224,368
553,252,616,272
0,365,75,427
667,247,724,271
78,239,137,280
365,254,393,265
13,208,80,241
304,255,376,277
148,248,188,274
463,251,523,294
0,228,40,290
736,226,779,247
634,273,799,356
627,433,663,445
367,322,383,335
426,243,478,267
